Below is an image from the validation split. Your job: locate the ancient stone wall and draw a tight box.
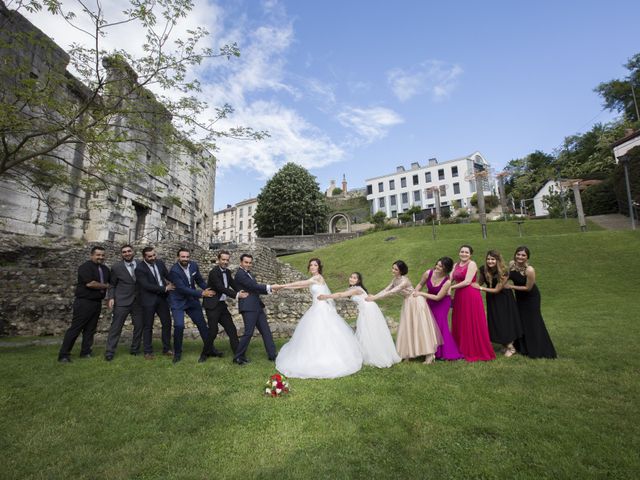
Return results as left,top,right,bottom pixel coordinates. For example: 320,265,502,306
0,234,358,340
0,2,215,247
256,232,360,254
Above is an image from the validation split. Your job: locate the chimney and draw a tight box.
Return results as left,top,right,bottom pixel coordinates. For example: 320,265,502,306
411,162,420,169
396,166,405,172
428,157,438,166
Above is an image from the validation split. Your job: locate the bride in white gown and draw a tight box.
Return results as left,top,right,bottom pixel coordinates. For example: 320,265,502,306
275,258,363,379
318,272,401,368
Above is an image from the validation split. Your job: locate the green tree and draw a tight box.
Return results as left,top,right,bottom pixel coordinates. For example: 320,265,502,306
504,151,555,201
254,163,329,237
594,53,640,123
0,0,266,195
370,210,387,227
398,205,421,223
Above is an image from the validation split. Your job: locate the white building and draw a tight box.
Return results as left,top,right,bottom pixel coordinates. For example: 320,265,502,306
235,197,258,243
365,152,495,217
212,197,258,243
532,180,561,217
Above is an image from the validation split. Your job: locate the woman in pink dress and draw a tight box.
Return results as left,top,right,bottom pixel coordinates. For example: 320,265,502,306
449,245,495,362
414,257,463,360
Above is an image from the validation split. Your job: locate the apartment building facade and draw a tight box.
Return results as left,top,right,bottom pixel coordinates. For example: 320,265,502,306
212,197,258,243
365,152,495,217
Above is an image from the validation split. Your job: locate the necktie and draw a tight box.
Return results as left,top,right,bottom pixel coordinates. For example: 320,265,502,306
127,263,136,280
153,265,163,286
98,265,104,283
220,270,228,301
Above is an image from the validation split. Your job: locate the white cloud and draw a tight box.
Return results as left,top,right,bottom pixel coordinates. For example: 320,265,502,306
337,107,404,145
387,61,463,102
216,101,345,177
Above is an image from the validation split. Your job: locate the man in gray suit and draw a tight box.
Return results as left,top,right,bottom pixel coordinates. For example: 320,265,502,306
104,244,143,361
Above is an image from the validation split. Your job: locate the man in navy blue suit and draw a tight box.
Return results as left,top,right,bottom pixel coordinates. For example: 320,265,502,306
136,246,175,359
168,248,214,364
233,253,278,365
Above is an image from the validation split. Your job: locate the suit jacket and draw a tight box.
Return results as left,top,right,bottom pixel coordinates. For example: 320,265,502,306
202,265,238,310
135,259,171,307
234,268,269,313
168,261,207,311
107,260,139,307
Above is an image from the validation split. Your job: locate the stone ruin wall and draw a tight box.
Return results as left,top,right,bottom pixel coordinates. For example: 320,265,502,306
0,2,215,247
0,234,359,340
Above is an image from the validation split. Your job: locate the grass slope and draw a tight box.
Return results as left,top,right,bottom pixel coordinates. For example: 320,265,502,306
1,219,639,479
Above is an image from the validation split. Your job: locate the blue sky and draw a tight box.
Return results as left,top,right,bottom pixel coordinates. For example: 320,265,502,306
24,0,639,209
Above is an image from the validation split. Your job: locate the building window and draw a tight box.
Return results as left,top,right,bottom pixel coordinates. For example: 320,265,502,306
378,182,384,193
438,169,445,180
425,172,432,183
427,189,433,199
412,174,419,185
367,185,373,195
389,179,395,190
248,206,252,215
390,195,397,206
413,190,421,202
239,220,243,230
401,192,409,204
391,210,397,218
238,234,243,242
248,232,252,241
453,182,460,195
439,185,447,197
400,177,407,188
378,197,385,208
248,219,252,228
222,232,226,240
451,166,458,177
239,208,243,218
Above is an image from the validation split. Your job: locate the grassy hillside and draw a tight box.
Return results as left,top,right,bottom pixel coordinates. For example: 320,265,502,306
1,218,639,479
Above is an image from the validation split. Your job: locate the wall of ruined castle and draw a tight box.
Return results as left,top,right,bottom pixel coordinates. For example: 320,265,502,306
0,3,215,247
0,234,360,341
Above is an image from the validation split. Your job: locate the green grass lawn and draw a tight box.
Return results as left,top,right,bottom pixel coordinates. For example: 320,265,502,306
1,219,639,479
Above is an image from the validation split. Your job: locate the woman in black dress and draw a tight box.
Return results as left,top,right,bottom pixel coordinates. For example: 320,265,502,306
473,250,522,357
504,246,557,359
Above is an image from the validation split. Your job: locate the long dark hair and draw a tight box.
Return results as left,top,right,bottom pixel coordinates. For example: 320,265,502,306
484,250,507,284
351,272,368,293
308,257,323,274
436,257,454,275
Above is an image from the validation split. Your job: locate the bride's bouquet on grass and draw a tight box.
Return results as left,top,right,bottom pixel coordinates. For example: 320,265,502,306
264,373,290,397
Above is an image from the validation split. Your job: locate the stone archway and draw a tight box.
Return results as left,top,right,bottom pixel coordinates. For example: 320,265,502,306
328,212,351,233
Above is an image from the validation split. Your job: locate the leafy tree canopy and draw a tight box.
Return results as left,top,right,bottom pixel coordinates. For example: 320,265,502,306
594,53,640,123
254,163,329,237
0,0,267,198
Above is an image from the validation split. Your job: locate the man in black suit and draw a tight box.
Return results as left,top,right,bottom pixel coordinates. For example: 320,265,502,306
58,245,110,362
104,244,143,361
135,246,175,359
201,250,248,362
233,253,279,365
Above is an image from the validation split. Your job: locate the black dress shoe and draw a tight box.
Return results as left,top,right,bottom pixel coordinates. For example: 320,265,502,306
58,357,71,363
105,355,114,362
268,357,277,362
212,350,224,357
130,351,140,356
173,355,181,364
79,353,92,359
232,358,247,365
198,355,207,363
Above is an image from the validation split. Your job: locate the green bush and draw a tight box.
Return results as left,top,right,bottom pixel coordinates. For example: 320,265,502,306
470,193,499,209
582,177,618,215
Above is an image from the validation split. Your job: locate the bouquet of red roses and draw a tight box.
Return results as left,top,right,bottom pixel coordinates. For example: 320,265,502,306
264,373,290,397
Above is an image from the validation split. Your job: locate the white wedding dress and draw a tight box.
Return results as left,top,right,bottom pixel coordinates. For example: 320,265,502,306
276,282,363,379
352,289,401,368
